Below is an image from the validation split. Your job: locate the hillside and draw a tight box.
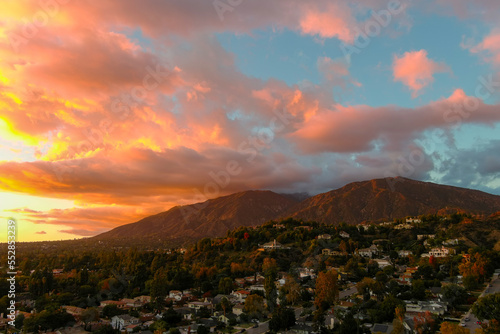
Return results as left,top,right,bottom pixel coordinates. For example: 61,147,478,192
284,177,500,224
94,177,500,242
94,190,298,241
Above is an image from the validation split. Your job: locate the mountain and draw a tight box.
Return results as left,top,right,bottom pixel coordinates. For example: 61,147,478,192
284,177,500,224
94,177,500,242
94,190,298,242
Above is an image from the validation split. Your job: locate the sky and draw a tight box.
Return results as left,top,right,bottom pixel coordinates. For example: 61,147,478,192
1,0,500,241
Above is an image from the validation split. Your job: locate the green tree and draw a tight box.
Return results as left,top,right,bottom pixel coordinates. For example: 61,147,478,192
81,307,100,331
472,293,500,321
218,277,233,294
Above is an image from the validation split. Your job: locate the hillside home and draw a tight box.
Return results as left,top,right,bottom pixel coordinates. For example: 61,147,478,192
339,231,350,238
428,247,455,257
318,234,332,240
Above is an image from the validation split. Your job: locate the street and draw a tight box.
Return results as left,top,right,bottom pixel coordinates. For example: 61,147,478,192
461,274,500,332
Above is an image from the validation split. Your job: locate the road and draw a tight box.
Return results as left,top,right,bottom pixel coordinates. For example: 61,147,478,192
245,321,269,334
461,274,500,332
339,285,358,299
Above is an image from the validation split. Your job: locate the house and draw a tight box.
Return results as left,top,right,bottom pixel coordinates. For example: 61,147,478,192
298,268,316,279
101,300,126,309
318,234,331,240
322,249,343,256
232,304,245,316
168,290,183,301
126,324,141,333
405,301,447,315
428,246,455,257
111,315,139,330
294,226,313,231
358,245,379,258
231,290,251,302
187,300,213,311
394,223,413,230
62,306,85,318
442,239,459,246
218,312,238,324
52,269,64,276
373,259,391,268
261,239,284,250
398,250,412,257
290,323,313,334
406,218,422,224
371,323,394,333
339,231,350,238
417,234,435,240
273,224,285,229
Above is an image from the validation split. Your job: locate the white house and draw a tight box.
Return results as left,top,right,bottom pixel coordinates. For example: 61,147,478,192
168,290,183,301
318,234,332,240
406,218,422,224
261,239,284,250
339,231,350,238
111,315,139,330
398,250,412,257
429,247,455,257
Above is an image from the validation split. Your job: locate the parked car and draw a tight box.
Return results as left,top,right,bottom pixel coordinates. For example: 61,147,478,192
465,317,470,322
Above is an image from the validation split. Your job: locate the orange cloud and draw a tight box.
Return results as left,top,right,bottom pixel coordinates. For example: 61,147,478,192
393,50,450,97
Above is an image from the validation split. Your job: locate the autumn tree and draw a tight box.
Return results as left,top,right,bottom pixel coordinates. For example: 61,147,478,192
314,269,339,308
459,252,489,290
392,305,406,334
283,276,301,305
439,322,470,334
244,294,266,319
413,311,436,334
476,319,500,334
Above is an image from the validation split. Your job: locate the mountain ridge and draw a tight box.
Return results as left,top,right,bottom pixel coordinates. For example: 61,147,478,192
94,177,500,242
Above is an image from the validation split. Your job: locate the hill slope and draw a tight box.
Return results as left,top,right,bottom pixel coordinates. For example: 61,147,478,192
95,177,500,242
95,190,298,241
284,177,500,224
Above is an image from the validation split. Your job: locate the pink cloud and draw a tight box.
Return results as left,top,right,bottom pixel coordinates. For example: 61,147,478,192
35,231,46,234
470,31,500,66
290,89,500,154
393,50,450,97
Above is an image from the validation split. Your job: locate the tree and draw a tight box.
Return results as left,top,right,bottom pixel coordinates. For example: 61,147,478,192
412,279,426,300
476,319,500,334
472,293,500,321
439,322,470,334
459,253,489,290
150,269,169,312
392,305,406,334
269,307,296,332
218,277,233,295
283,276,302,305
264,258,278,312
413,311,436,334
102,304,124,318
244,294,265,319
441,284,468,309
314,269,339,309
81,307,100,331
197,325,209,334
221,297,231,318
